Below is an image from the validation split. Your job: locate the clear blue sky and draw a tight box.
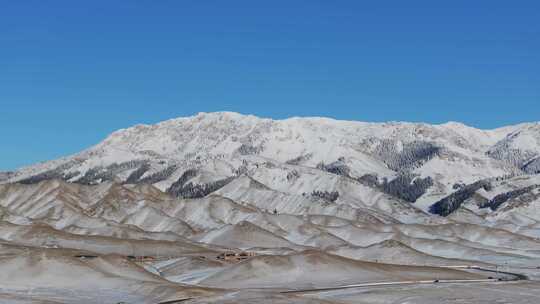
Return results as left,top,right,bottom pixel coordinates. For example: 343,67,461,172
1,1,539,170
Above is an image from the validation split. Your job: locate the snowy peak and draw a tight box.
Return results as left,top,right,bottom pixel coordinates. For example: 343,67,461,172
3,113,539,219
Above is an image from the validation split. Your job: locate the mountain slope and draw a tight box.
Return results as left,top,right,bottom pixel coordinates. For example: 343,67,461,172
2,113,540,303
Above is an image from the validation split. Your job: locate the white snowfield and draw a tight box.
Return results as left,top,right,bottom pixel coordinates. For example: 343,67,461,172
1,112,540,303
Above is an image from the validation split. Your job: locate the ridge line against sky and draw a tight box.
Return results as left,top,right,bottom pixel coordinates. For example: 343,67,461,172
1,1,539,170
2,111,539,172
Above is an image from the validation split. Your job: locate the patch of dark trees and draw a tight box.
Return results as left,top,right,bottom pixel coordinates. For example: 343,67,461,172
358,173,433,203
316,157,434,204
237,144,263,155
375,140,441,171
167,169,198,194
18,161,81,184
480,184,540,211
452,182,466,190
316,144,438,176
75,160,147,185
486,136,538,171
429,180,492,216
381,174,434,203
125,162,151,184
356,173,380,188
234,160,249,176
311,190,339,202
286,170,300,181
286,153,313,165
167,169,234,199
522,157,540,175
317,160,351,177
18,160,181,186
137,165,178,184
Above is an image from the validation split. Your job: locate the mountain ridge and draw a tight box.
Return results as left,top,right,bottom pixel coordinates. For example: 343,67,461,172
4,112,539,173
2,112,540,218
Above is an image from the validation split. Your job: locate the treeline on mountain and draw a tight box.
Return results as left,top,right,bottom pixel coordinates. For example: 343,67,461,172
374,140,441,171
522,157,540,174
286,153,313,165
481,184,540,211
75,160,147,185
136,165,178,184
125,162,151,184
18,160,82,184
380,174,434,203
429,180,492,216
18,160,182,186
168,177,234,199
316,158,434,203
317,159,350,177
167,169,234,198
167,169,198,194
357,173,433,203
486,138,537,169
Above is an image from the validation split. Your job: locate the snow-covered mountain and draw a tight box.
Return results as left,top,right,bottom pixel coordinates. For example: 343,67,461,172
3,112,539,214
2,112,540,303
